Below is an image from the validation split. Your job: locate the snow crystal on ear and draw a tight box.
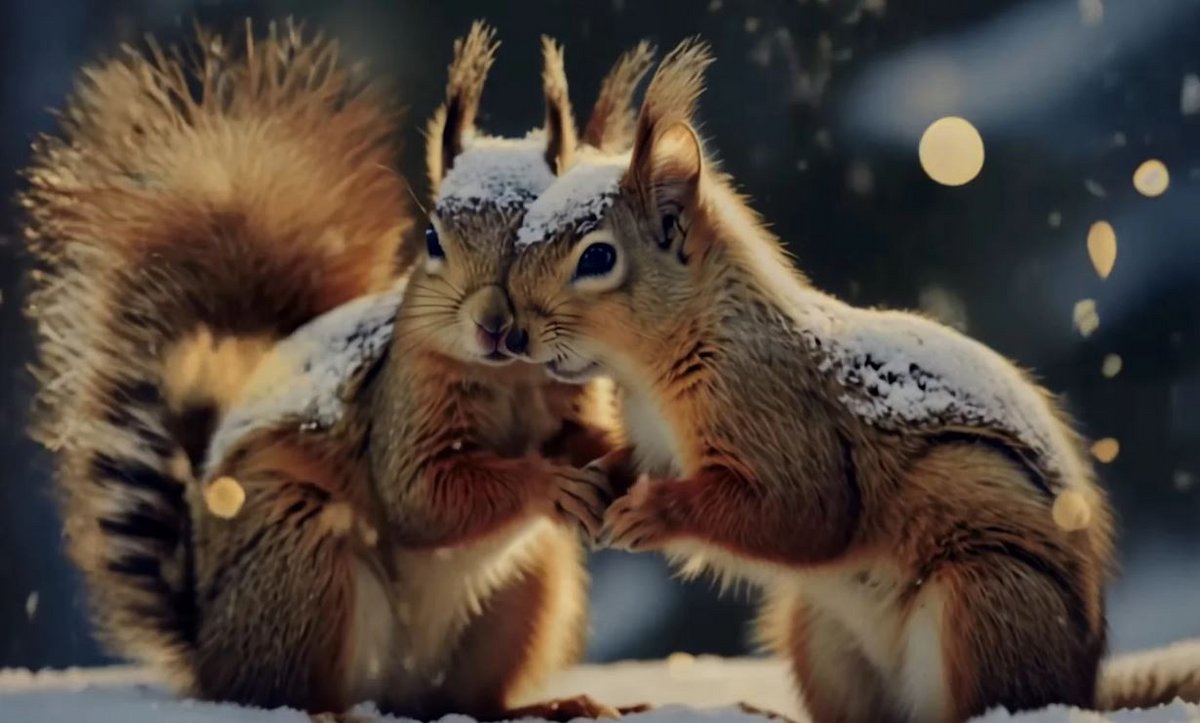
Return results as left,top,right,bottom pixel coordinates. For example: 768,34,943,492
516,154,629,248
204,285,402,474
436,132,555,216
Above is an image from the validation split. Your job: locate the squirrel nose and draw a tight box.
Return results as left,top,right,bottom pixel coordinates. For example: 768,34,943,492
505,327,529,356
475,311,509,338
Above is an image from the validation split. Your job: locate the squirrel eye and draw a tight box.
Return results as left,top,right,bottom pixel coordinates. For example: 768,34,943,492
425,225,445,260
659,213,677,249
573,242,618,280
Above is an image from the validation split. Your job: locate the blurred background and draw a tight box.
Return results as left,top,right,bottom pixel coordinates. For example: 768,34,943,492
1,0,1198,669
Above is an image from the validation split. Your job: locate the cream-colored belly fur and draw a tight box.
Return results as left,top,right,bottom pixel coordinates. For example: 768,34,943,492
788,561,951,721
669,531,952,721
345,517,553,704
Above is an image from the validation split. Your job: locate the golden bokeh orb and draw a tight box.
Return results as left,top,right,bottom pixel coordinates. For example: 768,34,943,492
1086,221,1117,279
1133,159,1169,197
919,116,985,187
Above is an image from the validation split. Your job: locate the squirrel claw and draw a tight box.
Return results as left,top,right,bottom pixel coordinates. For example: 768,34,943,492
602,480,672,552
550,464,612,542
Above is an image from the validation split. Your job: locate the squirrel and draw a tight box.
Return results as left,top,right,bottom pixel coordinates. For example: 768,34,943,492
192,25,655,717
21,18,652,716
22,19,412,699
503,40,1200,722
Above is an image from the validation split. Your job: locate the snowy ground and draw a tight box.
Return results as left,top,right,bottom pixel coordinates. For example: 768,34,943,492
1,656,1197,723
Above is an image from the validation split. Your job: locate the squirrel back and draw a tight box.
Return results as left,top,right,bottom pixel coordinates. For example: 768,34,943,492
21,21,412,684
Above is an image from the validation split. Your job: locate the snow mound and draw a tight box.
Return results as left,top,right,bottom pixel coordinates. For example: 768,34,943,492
2,658,1198,723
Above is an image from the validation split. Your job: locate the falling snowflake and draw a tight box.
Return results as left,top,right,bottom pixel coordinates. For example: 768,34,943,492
1073,299,1100,338
1181,74,1200,115
1079,0,1104,26
1101,354,1122,378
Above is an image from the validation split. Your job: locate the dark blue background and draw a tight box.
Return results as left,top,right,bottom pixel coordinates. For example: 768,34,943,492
2,0,1198,669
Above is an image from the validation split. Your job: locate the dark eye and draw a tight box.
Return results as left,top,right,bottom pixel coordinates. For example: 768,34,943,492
573,242,618,280
659,213,678,249
425,225,445,260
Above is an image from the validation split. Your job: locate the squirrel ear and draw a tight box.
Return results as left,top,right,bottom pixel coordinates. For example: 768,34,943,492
622,39,711,228
425,22,499,194
644,122,702,221
582,41,656,153
541,36,577,175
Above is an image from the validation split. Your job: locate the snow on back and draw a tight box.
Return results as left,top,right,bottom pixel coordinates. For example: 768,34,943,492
435,132,555,217
794,290,1081,486
516,153,629,247
203,285,402,474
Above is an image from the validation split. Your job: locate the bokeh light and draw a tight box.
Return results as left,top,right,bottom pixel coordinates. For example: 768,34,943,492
918,116,984,186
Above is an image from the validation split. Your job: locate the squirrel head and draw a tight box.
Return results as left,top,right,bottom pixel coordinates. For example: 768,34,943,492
505,39,713,382
406,24,655,368
404,25,568,366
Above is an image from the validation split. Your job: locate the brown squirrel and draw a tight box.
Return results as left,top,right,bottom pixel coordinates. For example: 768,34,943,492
504,40,1200,722
22,19,653,717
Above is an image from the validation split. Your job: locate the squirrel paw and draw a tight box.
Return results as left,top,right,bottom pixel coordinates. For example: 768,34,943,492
603,475,676,552
549,463,613,541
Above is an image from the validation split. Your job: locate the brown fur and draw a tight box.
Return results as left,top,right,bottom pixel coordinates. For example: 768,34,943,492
504,40,1189,720
20,19,410,692
541,37,578,174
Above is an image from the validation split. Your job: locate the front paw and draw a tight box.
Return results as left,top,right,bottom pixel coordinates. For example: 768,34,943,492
602,476,676,552
549,463,613,542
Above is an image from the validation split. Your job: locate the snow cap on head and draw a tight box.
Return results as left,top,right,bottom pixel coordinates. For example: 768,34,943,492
428,30,582,222
434,132,556,216
515,152,629,247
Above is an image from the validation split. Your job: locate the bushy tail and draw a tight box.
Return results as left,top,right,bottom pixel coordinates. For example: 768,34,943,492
20,19,412,688
1096,639,1200,710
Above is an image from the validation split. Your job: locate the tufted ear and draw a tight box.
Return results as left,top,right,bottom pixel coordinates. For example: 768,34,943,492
625,39,712,246
540,36,578,175
645,122,702,224
425,21,499,195
582,41,656,153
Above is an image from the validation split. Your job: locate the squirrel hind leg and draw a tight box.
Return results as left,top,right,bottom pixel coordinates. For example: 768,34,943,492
918,555,1102,721
190,464,377,711
395,525,588,719
782,598,898,723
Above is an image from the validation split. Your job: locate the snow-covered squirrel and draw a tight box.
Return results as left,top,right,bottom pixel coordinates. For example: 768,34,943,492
503,40,1200,722
22,19,655,717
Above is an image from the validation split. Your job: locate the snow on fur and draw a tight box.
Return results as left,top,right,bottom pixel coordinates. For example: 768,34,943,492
515,154,628,247
203,285,402,472
435,132,556,216
782,290,1084,489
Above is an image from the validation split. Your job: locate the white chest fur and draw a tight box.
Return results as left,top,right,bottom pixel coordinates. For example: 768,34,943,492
620,386,684,478
350,518,549,703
